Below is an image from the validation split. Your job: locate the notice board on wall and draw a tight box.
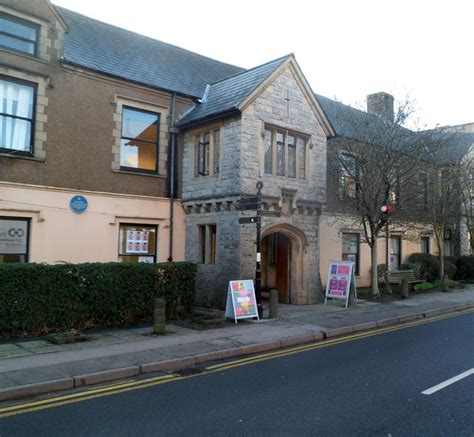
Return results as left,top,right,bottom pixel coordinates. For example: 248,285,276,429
325,261,357,308
225,280,259,323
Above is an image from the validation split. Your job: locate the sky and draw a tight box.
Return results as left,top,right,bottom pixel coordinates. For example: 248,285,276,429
52,0,473,129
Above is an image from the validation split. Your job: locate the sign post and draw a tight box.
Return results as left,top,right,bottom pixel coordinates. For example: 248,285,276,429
255,181,263,319
237,182,282,319
325,260,357,308
225,280,259,323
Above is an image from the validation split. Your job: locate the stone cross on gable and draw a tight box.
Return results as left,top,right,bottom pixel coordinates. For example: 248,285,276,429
285,89,291,117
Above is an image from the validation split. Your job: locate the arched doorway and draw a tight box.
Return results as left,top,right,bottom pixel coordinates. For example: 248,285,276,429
262,233,292,303
261,224,308,304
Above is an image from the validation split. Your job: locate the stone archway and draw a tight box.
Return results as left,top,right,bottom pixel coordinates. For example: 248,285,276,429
261,223,308,304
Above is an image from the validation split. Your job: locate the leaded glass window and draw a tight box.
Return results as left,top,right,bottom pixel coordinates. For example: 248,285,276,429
276,131,285,176
288,134,296,178
263,126,308,178
298,137,306,179
264,129,273,174
213,129,220,174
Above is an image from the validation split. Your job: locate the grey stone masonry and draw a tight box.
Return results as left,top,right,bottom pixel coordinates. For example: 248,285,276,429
181,62,327,305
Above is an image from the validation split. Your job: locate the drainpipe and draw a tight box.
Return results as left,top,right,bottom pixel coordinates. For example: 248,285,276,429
168,93,178,262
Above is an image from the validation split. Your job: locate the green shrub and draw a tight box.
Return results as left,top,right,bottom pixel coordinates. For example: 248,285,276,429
0,262,196,338
408,253,439,281
455,256,474,280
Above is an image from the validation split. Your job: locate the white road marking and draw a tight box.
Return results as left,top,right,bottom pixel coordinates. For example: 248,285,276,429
422,368,474,395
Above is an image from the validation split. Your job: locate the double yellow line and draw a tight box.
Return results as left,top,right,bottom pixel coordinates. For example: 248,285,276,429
1,308,472,419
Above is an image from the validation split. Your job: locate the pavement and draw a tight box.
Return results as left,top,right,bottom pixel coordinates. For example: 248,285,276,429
1,288,473,403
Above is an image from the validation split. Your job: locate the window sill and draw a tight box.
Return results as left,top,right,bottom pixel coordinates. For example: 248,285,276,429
0,47,48,64
0,152,45,162
112,169,166,179
264,173,306,181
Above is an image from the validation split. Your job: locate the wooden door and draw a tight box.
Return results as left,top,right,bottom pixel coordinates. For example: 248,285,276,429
275,234,290,303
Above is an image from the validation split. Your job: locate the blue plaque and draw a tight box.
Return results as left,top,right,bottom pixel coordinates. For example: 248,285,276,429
70,195,88,214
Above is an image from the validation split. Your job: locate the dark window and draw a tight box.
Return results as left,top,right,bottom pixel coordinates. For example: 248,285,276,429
196,132,210,176
389,236,402,271
0,76,35,154
213,129,220,174
118,224,157,263
0,13,39,56
197,224,217,264
443,229,452,257
288,134,296,178
195,130,221,176
0,217,30,263
120,107,159,173
421,236,430,254
342,232,359,275
340,153,358,198
420,171,429,207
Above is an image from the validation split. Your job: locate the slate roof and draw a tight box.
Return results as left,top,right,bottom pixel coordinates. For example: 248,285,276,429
316,94,474,162
56,7,244,98
176,55,291,127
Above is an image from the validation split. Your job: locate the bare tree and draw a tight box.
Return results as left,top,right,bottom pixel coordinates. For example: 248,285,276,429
413,127,473,285
326,98,440,297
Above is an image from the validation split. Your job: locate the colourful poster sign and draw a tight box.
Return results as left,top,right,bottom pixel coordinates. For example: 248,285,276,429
325,260,357,307
225,280,259,323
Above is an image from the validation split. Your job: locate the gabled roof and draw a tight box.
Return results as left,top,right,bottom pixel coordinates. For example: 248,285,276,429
55,6,244,98
176,55,291,127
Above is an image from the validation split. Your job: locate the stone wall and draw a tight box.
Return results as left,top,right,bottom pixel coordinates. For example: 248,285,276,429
182,63,327,305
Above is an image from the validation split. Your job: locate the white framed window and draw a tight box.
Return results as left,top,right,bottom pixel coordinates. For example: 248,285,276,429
0,12,39,56
0,76,36,154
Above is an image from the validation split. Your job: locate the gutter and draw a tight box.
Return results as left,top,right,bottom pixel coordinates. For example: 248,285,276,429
168,93,178,261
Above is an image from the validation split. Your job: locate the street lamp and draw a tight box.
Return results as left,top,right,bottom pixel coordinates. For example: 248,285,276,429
381,203,393,269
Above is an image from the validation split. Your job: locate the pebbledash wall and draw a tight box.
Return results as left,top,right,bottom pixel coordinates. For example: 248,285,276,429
1,182,185,263
181,61,329,304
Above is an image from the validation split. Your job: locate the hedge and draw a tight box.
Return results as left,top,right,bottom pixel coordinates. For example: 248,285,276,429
454,256,474,280
0,262,196,338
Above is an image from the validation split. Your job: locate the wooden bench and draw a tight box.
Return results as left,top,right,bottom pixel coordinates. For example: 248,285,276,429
386,269,424,290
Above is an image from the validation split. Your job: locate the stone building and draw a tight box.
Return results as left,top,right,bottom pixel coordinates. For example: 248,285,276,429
177,56,333,304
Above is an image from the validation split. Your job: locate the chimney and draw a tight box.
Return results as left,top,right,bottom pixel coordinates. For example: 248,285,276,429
367,92,394,122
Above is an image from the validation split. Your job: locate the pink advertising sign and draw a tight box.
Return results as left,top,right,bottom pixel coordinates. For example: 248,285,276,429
325,260,357,307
